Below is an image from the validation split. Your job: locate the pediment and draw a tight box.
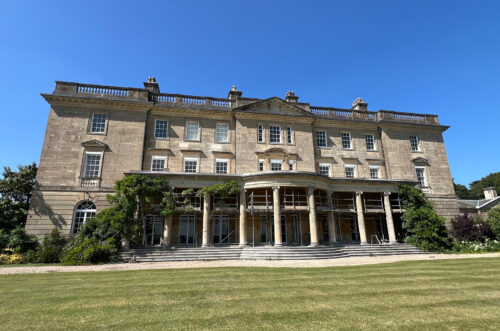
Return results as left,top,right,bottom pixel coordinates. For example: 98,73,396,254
412,157,430,165
81,140,107,149
235,97,311,117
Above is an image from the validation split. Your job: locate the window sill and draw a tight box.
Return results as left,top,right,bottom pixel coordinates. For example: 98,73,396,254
154,137,170,141
185,139,201,143
215,141,231,144
342,148,355,151
87,132,106,136
411,150,423,153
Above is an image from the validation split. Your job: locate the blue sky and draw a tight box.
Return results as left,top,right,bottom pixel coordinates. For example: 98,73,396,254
0,1,498,186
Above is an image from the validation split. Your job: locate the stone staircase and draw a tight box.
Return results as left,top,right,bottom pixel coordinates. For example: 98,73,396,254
119,243,425,262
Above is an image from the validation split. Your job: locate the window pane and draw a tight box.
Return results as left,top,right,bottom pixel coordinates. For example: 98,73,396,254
416,168,425,186
186,122,199,141
270,126,281,143
84,154,101,178
287,127,293,144
342,133,351,149
345,166,355,178
257,125,264,142
151,158,165,171
365,135,375,150
72,201,96,234
184,160,197,173
215,160,228,174
288,160,294,170
319,164,330,176
216,124,228,143
259,160,264,171
271,161,282,171
410,136,419,151
154,120,168,139
370,167,379,179
316,131,327,148
91,114,106,133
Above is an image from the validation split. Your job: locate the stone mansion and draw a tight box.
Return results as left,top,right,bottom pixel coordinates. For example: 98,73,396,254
26,78,459,248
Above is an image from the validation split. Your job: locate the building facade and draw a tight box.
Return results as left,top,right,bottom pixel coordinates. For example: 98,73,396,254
26,78,459,247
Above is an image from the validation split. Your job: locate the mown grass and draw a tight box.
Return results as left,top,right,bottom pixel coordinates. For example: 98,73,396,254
1,258,499,330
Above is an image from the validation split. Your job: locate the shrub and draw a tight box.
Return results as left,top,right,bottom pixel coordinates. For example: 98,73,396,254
5,227,38,252
62,237,117,265
452,238,500,253
486,208,500,239
451,214,495,242
399,184,452,252
78,208,122,244
36,228,67,263
0,248,23,265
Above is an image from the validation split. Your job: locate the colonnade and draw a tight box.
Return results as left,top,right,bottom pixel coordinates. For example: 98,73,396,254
162,188,398,247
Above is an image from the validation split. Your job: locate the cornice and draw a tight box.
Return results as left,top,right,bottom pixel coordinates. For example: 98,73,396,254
42,94,152,111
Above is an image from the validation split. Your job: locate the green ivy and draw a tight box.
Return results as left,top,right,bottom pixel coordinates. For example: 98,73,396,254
197,180,241,198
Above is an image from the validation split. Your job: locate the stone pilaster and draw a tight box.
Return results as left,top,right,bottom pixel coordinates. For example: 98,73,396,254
272,186,282,246
239,190,247,246
383,192,397,243
355,191,368,245
202,193,210,247
308,187,319,247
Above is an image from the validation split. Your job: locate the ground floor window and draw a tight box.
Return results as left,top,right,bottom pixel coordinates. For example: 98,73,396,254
72,201,96,234
213,215,230,244
145,215,163,246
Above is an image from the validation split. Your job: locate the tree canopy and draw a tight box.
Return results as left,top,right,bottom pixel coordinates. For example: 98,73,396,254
454,172,500,199
0,163,37,231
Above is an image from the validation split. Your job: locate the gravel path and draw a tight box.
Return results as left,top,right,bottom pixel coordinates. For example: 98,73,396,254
1,253,499,274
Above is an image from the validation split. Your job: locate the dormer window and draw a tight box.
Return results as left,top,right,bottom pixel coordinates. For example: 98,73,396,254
270,126,281,143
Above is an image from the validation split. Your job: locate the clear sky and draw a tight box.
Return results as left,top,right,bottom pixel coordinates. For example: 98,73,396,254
0,1,498,186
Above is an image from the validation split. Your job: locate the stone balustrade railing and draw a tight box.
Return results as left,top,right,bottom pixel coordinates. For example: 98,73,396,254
310,106,439,125
52,81,440,125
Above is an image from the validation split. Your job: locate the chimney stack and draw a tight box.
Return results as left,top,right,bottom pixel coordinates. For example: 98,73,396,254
143,77,160,94
352,98,368,111
484,187,498,199
228,85,242,101
285,91,299,103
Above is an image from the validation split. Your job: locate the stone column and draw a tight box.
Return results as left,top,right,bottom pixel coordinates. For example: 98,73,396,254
355,191,368,245
163,215,172,247
383,192,397,243
308,187,319,247
272,186,282,246
202,193,210,247
239,190,247,246
327,212,337,244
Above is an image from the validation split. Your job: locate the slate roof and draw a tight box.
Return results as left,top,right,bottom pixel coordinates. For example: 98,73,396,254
457,196,500,209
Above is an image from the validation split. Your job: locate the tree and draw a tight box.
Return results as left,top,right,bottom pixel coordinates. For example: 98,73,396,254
468,172,500,199
450,214,494,242
486,207,500,239
453,181,471,199
107,175,174,248
399,184,452,252
0,163,37,231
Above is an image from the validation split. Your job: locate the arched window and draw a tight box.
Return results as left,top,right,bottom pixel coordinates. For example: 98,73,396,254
72,201,96,234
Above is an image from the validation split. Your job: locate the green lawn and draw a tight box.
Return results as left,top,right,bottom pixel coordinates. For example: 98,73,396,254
1,258,499,330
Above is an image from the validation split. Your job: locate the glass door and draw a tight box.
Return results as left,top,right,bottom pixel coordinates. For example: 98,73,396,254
179,215,197,246
213,215,229,245
291,214,302,245
145,215,163,246
259,214,268,243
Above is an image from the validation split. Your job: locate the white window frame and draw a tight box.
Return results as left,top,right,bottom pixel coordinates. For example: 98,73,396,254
365,134,376,151
269,126,282,144
183,157,198,173
258,159,265,172
416,166,426,187
71,201,96,235
151,156,166,172
316,131,327,148
410,135,420,152
286,127,293,144
288,160,295,171
345,164,355,178
83,151,103,178
90,113,107,134
369,166,379,179
341,132,352,149
271,159,282,171
215,158,229,174
154,120,169,139
215,123,229,143
319,163,330,176
257,124,264,143
185,121,200,141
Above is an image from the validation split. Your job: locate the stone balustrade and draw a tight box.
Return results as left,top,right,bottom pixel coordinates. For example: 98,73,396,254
52,81,440,125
